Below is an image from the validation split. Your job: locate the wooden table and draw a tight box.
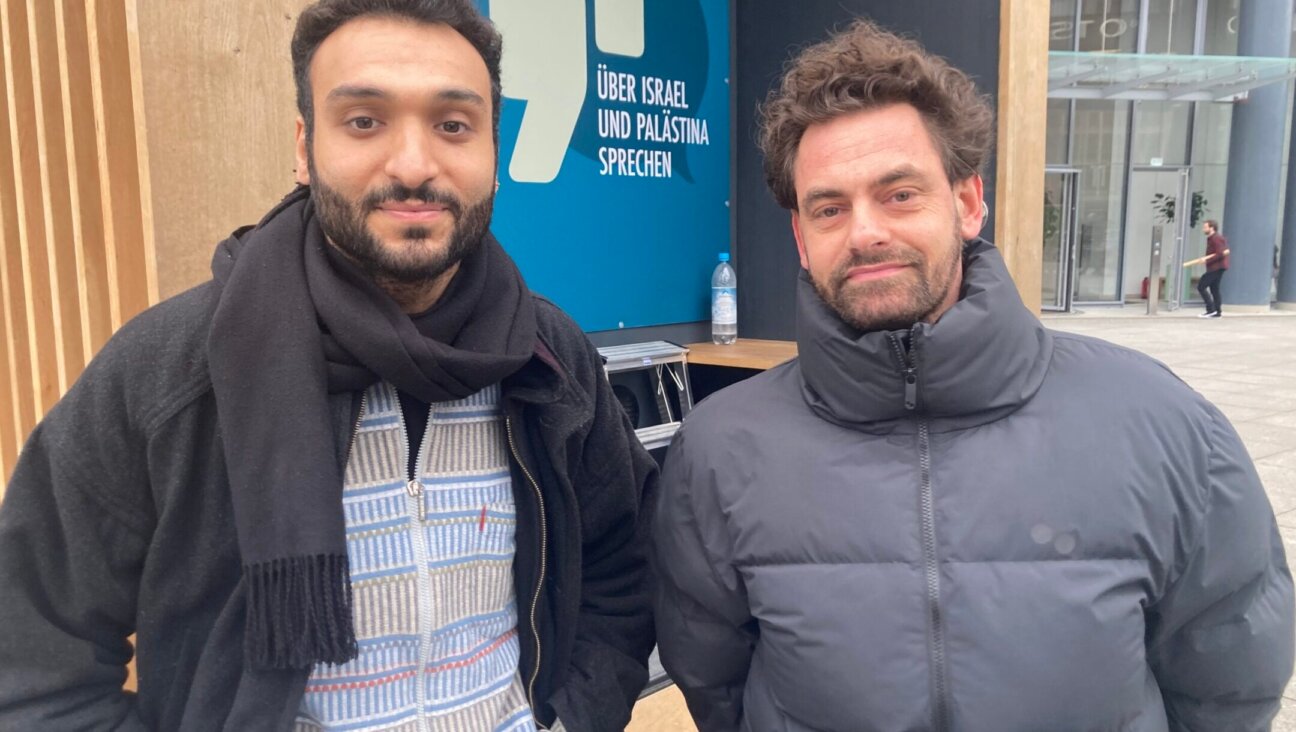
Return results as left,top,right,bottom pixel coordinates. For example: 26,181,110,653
685,338,798,371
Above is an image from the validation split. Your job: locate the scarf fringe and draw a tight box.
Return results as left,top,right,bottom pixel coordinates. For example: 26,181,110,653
244,554,358,669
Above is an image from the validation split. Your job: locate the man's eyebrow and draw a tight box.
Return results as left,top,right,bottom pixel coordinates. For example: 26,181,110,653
324,85,389,104
322,86,486,108
436,87,487,107
801,187,844,209
874,165,923,188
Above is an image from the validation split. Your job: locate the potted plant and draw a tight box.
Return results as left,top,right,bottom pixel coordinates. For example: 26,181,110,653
1150,191,1209,228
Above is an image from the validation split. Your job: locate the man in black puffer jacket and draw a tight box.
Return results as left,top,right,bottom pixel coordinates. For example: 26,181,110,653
654,19,1293,732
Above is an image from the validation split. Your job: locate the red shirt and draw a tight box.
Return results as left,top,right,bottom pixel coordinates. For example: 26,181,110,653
1206,233,1229,271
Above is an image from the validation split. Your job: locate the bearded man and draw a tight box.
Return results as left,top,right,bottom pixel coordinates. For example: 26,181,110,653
653,19,1293,732
0,2,655,730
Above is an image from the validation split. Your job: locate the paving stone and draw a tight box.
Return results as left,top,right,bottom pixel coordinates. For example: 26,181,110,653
1262,449,1296,472
1261,463,1296,515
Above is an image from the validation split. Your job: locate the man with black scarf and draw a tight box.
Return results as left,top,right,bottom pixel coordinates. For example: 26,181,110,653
0,1,656,730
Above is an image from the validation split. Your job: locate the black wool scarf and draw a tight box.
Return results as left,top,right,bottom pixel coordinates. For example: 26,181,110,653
208,187,537,669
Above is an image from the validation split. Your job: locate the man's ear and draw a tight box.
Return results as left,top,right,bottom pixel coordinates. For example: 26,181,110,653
791,209,810,270
954,174,985,240
294,117,311,186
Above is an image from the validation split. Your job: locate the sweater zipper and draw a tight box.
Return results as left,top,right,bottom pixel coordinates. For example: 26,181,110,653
505,415,547,714
343,391,368,469
398,389,434,731
890,329,950,732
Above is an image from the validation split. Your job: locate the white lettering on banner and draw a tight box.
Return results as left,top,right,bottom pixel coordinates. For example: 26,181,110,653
597,65,638,103
496,2,717,181
635,111,710,145
598,147,673,177
595,63,713,178
641,75,688,109
598,108,633,139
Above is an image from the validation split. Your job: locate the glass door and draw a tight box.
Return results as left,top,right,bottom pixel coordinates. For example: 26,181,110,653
1124,166,1192,309
1042,169,1080,311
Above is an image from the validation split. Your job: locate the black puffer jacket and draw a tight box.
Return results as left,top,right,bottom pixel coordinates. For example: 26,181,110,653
0,279,657,731
654,239,1294,732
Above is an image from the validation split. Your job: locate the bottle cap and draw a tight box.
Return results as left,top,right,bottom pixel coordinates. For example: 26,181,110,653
718,252,730,262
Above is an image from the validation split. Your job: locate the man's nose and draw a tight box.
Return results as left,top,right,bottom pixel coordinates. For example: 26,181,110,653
383,123,441,190
846,203,889,250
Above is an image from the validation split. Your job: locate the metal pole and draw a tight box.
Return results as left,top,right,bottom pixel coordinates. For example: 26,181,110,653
1147,225,1163,315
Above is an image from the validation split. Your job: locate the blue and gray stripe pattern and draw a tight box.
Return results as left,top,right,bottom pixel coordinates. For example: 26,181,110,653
295,382,535,731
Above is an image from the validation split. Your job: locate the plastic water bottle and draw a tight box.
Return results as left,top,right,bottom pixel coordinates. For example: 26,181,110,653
711,252,737,345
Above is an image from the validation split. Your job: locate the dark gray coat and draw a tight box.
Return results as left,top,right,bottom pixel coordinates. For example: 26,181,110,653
0,280,657,731
654,240,1294,732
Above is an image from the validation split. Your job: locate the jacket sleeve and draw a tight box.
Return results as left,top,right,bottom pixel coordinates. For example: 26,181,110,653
1147,409,1295,732
544,337,659,732
652,425,756,732
0,379,151,730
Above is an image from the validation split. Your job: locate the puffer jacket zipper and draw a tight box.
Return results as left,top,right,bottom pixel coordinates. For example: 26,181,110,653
890,327,950,732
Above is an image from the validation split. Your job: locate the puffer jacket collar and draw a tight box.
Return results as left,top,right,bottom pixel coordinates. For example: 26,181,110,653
796,238,1053,434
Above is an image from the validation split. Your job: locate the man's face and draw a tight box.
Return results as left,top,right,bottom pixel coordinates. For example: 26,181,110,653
1202,222,1215,236
790,103,984,332
294,17,496,286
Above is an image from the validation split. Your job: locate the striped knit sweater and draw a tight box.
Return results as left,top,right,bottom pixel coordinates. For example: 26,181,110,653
294,382,537,732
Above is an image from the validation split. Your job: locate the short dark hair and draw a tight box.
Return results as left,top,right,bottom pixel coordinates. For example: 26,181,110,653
1204,219,1220,231
758,19,995,210
291,0,503,145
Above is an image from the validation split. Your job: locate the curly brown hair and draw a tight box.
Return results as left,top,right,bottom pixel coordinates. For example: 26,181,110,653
758,19,995,210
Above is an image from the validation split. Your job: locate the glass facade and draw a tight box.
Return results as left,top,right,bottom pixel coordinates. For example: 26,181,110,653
1044,0,1296,306
1146,0,1200,55
1204,0,1240,54
1072,100,1131,301
1077,0,1141,53
1046,99,1072,165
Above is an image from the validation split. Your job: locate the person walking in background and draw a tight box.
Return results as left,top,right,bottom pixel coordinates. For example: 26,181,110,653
1198,219,1229,317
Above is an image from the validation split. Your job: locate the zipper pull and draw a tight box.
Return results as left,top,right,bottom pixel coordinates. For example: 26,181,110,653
889,331,920,411
406,479,424,522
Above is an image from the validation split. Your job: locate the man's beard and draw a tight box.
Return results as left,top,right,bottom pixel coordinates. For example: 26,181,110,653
310,173,494,286
813,224,964,333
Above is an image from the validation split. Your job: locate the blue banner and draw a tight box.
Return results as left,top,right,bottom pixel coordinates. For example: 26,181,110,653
480,0,730,331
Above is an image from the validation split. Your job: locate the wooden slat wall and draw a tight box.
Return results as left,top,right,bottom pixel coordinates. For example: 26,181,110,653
995,0,1048,313
0,0,155,488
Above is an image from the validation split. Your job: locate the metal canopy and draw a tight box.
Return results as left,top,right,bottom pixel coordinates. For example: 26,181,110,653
1048,52,1296,101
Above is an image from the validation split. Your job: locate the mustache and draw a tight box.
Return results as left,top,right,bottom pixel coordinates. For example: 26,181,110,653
361,182,464,218
834,248,924,273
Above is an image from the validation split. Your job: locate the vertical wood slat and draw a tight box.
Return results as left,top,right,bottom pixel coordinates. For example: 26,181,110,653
56,0,113,362
0,74,19,482
1,0,61,421
30,0,86,390
995,0,1049,314
0,0,154,487
87,0,155,332
0,2,27,485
